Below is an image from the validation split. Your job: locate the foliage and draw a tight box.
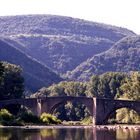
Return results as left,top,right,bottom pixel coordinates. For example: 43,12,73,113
0,62,4,90
0,109,14,121
116,108,140,124
34,71,140,124
0,39,62,92
40,113,61,125
33,81,90,121
0,108,62,126
0,109,15,125
0,61,4,80
0,62,24,100
68,36,140,81
87,72,126,98
0,15,134,80
118,72,140,100
33,81,87,97
80,116,93,125
53,101,90,121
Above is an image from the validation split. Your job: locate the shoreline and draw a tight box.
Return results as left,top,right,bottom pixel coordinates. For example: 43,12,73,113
0,125,140,130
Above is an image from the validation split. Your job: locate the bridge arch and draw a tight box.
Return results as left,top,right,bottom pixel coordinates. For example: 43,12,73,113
41,97,94,119
0,97,140,125
95,98,140,124
105,107,140,124
0,99,41,116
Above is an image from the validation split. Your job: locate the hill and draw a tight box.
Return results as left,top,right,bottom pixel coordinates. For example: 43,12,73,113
0,15,134,38
67,36,140,81
6,34,113,74
0,39,62,92
0,15,135,74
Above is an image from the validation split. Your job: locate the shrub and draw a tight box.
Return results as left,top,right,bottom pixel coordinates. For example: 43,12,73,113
80,116,92,125
0,109,15,125
40,113,61,125
0,109,14,121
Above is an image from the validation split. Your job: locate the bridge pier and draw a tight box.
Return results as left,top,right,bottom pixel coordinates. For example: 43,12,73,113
23,99,42,116
36,99,42,116
92,98,110,125
0,97,140,125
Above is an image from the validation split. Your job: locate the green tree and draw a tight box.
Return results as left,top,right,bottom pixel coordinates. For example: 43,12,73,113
0,62,24,100
87,72,126,98
0,62,4,77
33,81,89,121
0,61,4,84
34,81,87,97
118,71,140,100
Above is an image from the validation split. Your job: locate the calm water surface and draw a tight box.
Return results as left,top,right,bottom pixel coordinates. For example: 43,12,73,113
0,127,140,140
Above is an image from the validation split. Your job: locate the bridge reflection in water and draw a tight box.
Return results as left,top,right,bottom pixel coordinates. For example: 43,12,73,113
0,127,140,140
0,97,140,125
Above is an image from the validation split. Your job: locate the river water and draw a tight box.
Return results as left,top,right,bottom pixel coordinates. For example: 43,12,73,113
0,127,140,140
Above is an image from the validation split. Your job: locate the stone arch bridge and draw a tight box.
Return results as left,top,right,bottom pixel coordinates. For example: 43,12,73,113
0,97,140,125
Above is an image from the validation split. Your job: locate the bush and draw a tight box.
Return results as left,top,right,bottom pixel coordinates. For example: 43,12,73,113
80,116,92,125
0,109,14,121
0,109,15,125
40,113,61,125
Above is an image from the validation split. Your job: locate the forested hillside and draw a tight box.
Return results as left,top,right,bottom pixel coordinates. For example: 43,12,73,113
0,15,140,124
0,39,62,92
0,15,135,75
0,15,134,38
0,15,136,91
6,34,113,74
68,36,140,81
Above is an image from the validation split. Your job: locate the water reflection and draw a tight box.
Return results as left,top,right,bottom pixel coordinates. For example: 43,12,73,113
0,127,140,140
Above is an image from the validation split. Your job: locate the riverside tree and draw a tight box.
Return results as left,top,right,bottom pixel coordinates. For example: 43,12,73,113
0,62,24,100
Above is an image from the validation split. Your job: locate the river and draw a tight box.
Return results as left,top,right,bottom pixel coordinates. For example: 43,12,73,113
0,126,140,140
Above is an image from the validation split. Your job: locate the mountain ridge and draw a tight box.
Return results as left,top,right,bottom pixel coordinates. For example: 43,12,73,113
0,15,137,88
0,38,62,91
0,15,135,75
67,35,140,81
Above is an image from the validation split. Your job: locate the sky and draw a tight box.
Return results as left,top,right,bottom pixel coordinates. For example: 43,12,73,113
0,0,140,34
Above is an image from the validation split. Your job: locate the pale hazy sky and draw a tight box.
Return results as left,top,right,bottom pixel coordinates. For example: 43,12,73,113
0,0,140,34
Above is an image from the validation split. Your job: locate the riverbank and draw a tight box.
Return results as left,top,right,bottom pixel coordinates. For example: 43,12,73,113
0,124,140,130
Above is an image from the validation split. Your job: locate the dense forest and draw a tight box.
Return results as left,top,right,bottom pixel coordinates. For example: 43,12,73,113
0,60,140,124
33,72,140,123
0,15,140,124
0,39,62,92
0,15,135,83
0,61,24,100
67,36,140,81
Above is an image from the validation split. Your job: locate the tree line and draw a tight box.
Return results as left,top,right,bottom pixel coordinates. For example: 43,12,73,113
33,71,140,123
0,60,140,123
0,61,24,100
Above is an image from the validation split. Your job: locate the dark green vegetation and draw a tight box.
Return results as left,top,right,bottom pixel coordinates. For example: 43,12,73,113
0,109,61,126
0,60,140,124
68,36,140,81
32,82,90,121
0,15,135,92
0,15,134,37
7,35,113,75
0,15,140,125
34,72,140,124
0,39,62,92
0,62,24,100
